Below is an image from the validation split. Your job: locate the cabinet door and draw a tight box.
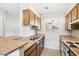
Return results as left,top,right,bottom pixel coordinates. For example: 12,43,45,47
77,4,79,18
35,16,41,29
72,6,77,21
24,44,36,56
23,10,30,25
67,13,72,30
35,15,38,26
38,17,41,29
65,15,68,30
37,45,40,56
29,49,37,56
30,11,35,25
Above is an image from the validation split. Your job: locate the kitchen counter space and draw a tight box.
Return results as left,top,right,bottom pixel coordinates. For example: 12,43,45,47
60,35,79,56
60,35,79,42
22,39,36,51
0,33,44,56
0,36,30,56
0,36,36,56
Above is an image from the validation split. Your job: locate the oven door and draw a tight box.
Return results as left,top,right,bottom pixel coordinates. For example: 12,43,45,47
61,43,69,56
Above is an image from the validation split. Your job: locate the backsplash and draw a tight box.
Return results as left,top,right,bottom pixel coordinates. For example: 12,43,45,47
72,30,79,37
21,25,35,37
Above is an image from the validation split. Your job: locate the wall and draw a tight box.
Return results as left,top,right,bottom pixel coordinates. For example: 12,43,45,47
41,12,71,50
20,4,40,37
0,14,3,36
4,12,20,36
0,9,6,36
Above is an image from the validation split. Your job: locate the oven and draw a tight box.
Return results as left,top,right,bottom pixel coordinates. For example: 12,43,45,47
61,42,70,56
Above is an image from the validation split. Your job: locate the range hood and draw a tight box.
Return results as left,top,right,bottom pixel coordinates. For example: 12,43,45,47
31,25,38,30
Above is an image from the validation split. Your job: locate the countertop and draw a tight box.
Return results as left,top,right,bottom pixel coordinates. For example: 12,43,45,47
0,36,29,56
0,33,44,56
60,35,79,56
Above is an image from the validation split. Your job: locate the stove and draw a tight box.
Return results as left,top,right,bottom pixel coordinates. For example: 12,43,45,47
66,41,73,44
66,41,79,48
62,41,79,56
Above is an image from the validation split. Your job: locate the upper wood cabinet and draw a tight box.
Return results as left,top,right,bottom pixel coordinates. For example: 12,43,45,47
71,6,77,21
30,10,35,25
38,17,41,29
65,15,68,30
22,9,41,29
65,4,79,30
65,13,72,30
77,4,79,18
68,13,72,30
35,15,38,26
23,9,30,25
35,15,41,29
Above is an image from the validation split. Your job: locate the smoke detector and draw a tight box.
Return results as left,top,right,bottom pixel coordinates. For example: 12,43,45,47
44,7,48,9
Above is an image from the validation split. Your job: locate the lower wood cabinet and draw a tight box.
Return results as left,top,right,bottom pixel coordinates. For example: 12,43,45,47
24,43,37,56
37,36,45,56
24,36,45,56
29,49,37,56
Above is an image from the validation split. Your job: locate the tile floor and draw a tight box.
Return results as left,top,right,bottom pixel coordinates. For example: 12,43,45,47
41,48,61,56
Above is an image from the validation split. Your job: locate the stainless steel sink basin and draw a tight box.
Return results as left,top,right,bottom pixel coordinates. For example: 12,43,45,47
29,35,40,40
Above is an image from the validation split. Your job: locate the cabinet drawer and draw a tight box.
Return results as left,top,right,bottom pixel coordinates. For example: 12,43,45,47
24,44,36,56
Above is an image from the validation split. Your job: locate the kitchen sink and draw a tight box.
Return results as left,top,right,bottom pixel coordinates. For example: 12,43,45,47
29,36,40,40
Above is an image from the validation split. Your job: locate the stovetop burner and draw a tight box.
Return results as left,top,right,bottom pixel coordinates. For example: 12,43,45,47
75,42,79,45
70,44,78,48
66,41,73,44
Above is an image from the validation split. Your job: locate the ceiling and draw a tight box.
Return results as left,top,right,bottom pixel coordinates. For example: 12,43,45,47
27,3,75,15
0,3,20,15
0,3,75,17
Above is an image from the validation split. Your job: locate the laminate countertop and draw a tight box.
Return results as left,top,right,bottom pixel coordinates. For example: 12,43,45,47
60,35,79,56
0,36,35,56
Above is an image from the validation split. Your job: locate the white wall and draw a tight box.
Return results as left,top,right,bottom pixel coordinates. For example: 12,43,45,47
0,14,3,36
20,4,40,37
4,12,20,36
0,9,6,36
42,12,71,50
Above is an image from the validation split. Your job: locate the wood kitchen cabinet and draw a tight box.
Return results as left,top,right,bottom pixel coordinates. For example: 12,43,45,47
30,10,35,25
24,43,37,56
65,15,68,30
22,9,41,29
38,17,41,29
65,13,72,30
71,6,77,21
77,4,79,18
67,13,72,30
65,3,79,30
35,15,41,29
24,35,45,56
23,9,30,25
35,15,38,26
37,36,44,56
